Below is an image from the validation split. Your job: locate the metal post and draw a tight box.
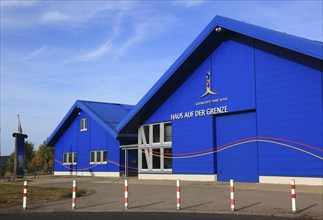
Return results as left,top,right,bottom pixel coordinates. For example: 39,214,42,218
72,180,76,209
230,179,235,211
291,179,297,213
125,149,128,177
176,179,181,210
125,179,129,209
22,180,28,210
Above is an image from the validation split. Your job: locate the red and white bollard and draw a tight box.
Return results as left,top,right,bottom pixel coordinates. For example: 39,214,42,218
72,180,76,209
291,179,297,213
230,179,235,211
22,180,28,210
176,179,181,210
124,179,129,209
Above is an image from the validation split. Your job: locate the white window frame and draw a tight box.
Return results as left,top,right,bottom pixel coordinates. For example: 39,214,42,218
80,118,88,131
138,122,172,172
63,152,77,165
90,150,107,164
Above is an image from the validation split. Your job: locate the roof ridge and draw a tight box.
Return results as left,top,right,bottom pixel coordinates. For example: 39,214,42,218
78,99,134,107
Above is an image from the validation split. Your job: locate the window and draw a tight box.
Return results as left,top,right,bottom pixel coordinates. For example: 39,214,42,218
153,124,160,143
152,149,161,169
63,152,77,165
102,151,107,162
90,150,107,164
80,118,88,131
143,125,149,144
164,123,172,142
164,148,172,169
90,151,95,163
138,122,172,172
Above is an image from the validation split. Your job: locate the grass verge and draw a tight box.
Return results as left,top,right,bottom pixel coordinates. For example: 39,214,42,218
0,182,91,207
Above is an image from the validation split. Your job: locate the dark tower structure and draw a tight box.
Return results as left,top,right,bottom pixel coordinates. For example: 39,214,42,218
12,115,28,176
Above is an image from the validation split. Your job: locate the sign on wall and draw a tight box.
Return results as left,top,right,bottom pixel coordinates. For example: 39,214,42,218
171,70,229,120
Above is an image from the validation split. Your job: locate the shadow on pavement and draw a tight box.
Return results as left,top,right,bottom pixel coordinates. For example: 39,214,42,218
236,202,261,211
78,201,119,209
183,201,213,210
130,201,165,209
298,204,317,213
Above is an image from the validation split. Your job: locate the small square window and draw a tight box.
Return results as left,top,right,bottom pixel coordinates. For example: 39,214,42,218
80,118,88,131
102,151,107,162
63,153,67,164
68,153,72,164
90,151,95,163
73,153,77,164
96,151,101,162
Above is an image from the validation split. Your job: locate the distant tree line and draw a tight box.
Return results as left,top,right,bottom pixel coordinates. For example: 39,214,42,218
1,141,54,176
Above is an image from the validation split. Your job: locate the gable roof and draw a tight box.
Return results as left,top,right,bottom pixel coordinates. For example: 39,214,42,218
46,100,133,146
116,15,323,134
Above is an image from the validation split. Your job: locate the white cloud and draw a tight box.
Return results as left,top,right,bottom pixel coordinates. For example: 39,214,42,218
41,11,76,24
75,41,113,62
172,0,205,8
0,0,38,7
22,45,47,61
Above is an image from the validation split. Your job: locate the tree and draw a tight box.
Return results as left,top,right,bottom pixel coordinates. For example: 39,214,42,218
25,141,36,173
5,141,36,174
5,153,14,174
32,145,54,174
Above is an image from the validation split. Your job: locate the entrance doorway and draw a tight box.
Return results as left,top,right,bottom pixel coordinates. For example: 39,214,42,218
121,145,138,177
216,111,259,182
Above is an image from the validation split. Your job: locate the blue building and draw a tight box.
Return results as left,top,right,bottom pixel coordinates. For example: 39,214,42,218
116,16,323,185
46,100,134,177
47,16,322,185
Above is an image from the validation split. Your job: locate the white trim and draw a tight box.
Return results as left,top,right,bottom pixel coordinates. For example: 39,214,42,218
54,171,120,177
138,173,217,181
259,176,323,186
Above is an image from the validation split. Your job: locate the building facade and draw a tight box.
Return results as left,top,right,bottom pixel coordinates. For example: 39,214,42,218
116,16,323,185
47,16,323,185
46,100,134,177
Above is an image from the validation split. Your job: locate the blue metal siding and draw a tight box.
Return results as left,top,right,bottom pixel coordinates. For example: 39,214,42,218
117,16,323,135
53,113,79,172
172,116,215,174
107,134,121,172
54,111,121,173
211,35,255,112
255,41,323,177
88,116,108,172
144,36,256,175
145,97,172,124
216,112,259,182
54,136,65,172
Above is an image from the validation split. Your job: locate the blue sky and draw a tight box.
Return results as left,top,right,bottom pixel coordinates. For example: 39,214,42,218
1,0,322,155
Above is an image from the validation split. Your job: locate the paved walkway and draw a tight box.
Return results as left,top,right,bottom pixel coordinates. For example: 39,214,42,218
2,176,323,219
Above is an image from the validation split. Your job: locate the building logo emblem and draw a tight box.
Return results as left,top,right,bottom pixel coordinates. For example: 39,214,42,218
200,71,217,98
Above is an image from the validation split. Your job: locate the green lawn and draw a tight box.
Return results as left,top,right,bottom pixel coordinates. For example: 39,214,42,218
0,182,90,207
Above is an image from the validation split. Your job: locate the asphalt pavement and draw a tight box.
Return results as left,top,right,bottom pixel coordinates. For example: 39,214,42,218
1,176,322,219
0,212,309,220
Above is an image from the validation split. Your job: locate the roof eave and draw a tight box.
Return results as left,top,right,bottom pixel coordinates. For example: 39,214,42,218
46,100,119,147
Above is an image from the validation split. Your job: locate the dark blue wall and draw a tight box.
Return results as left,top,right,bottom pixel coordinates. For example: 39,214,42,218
54,111,121,173
143,34,323,180
145,35,257,175
255,41,323,177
